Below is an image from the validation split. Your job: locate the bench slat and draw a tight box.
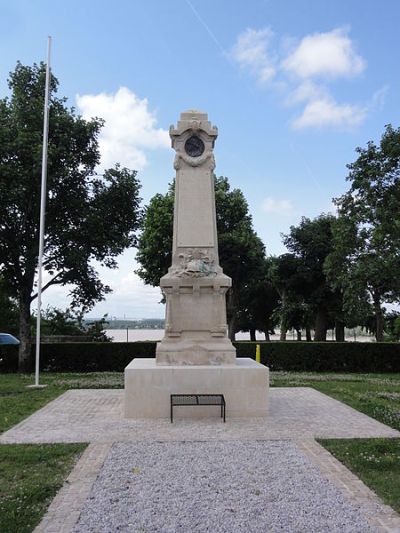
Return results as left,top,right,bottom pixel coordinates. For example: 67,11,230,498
170,394,226,422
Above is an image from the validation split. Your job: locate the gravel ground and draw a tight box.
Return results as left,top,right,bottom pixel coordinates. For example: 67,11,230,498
73,440,374,533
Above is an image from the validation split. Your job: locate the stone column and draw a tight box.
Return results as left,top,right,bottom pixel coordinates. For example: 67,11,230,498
156,110,236,365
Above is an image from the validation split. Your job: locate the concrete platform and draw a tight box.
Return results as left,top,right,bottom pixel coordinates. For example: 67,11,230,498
124,357,269,418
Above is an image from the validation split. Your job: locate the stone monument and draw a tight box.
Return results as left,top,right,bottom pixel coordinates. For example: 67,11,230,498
124,110,269,418
156,110,236,365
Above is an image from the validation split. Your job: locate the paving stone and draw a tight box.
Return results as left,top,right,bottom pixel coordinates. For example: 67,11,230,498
2,387,398,532
1,387,398,444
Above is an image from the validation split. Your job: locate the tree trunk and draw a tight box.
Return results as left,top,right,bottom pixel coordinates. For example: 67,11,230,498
296,329,302,341
279,289,287,341
18,294,32,372
228,316,236,341
314,308,327,341
305,326,312,342
227,289,236,341
373,295,384,342
264,330,270,341
335,320,345,342
249,328,256,341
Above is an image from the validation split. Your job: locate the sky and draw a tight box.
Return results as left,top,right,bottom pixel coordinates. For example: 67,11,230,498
1,0,399,319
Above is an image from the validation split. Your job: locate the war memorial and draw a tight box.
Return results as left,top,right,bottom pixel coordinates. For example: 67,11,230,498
124,110,269,419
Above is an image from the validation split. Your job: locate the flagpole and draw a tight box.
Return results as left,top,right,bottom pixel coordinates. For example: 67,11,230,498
34,36,52,387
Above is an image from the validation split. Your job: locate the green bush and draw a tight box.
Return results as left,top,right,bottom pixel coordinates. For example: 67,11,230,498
0,341,399,373
0,342,156,373
0,345,19,372
235,341,400,372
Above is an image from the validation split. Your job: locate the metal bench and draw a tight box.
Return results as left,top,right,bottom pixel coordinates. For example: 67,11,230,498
170,394,226,423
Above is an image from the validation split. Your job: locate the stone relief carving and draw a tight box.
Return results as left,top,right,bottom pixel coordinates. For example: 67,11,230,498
171,248,217,278
173,152,215,170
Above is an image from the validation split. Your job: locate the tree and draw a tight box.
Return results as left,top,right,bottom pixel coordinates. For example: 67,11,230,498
326,125,400,341
269,253,313,340
282,215,342,341
40,307,85,336
0,276,19,335
385,311,400,341
136,176,266,339
0,63,142,370
39,307,111,342
234,258,280,340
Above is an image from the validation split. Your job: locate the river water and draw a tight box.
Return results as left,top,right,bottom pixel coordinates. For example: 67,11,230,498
105,329,374,342
105,329,272,342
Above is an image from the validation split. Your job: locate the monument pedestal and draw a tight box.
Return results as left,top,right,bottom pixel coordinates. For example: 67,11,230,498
124,110,270,420
124,358,269,419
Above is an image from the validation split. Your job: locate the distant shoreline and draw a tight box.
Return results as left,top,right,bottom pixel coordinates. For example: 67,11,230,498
105,329,376,343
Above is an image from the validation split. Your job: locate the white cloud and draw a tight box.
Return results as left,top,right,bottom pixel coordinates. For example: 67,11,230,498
370,85,389,111
41,253,164,319
231,27,276,84
76,87,170,170
230,26,372,131
262,197,295,215
285,80,327,105
291,96,367,129
282,27,366,79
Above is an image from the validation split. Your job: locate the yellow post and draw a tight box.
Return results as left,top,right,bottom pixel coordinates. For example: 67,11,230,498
256,343,261,363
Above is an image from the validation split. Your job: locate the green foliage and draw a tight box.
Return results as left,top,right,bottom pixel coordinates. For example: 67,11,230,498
319,438,400,513
38,307,111,341
0,342,156,372
1,341,399,373
385,311,400,341
136,184,174,287
0,277,18,335
0,443,86,533
271,215,346,340
235,258,280,338
82,315,111,342
136,176,266,336
0,372,123,433
235,341,400,372
40,307,86,336
327,124,400,340
0,63,142,369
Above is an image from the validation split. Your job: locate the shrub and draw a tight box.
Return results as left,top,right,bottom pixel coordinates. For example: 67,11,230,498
0,341,399,373
0,345,19,372
235,341,400,372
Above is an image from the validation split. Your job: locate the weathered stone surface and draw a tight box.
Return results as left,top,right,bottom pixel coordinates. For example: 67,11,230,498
124,358,269,418
156,109,236,366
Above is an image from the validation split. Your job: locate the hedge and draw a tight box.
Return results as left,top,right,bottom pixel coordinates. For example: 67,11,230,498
1,340,400,373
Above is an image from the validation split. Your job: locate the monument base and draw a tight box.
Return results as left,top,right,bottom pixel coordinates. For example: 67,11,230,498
124,358,269,419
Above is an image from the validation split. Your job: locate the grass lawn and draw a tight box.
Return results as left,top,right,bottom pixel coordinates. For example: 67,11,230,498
0,372,123,433
319,438,400,513
0,443,86,533
0,373,120,533
0,371,399,530
272,372,400,513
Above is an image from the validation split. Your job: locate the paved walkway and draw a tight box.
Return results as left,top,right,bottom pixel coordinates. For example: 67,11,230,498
1,388,399,532
1,387,399,444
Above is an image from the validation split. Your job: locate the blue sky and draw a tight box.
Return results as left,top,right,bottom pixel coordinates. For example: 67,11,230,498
1,0,399,318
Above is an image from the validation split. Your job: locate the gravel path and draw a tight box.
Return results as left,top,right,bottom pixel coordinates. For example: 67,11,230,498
73,440,375,533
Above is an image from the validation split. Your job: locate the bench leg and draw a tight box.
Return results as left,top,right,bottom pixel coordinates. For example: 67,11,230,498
170,401,173,423
223,403,226,423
